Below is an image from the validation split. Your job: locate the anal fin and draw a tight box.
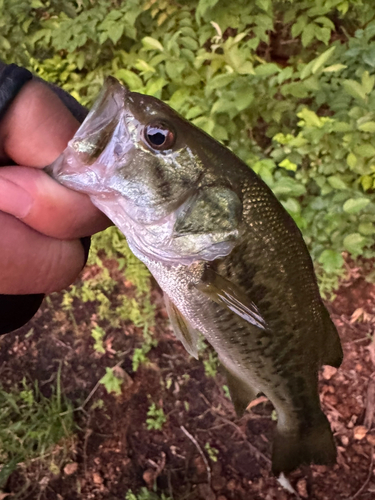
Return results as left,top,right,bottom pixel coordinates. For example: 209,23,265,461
223,364,259,418
320,307,343,368
164,294,199,359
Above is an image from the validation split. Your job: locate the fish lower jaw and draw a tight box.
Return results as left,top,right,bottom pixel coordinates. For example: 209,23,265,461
126,236,199,269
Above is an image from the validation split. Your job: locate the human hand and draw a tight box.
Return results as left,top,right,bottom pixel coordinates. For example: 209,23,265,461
0,80,110,295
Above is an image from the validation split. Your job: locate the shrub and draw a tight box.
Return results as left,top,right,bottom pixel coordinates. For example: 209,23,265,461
2,0,375,293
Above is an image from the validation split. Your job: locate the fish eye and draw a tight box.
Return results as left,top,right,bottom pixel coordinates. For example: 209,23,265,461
144,121,175,151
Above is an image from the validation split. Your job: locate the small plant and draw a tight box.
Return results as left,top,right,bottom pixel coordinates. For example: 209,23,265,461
132,325,157,372
146,402,167,431
132,344,152,372
91,324,106,354
222,384,231,400
204,442,219,463
203,351,219,378
125,487,171,500
99,367,123,396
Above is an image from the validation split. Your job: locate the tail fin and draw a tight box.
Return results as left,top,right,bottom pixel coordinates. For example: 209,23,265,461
272,412,337,475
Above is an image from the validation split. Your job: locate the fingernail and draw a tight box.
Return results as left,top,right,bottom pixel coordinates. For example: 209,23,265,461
0,175,33,218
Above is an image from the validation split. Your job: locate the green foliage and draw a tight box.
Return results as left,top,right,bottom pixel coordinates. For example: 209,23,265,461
132,329,157,372
146,402,167,430
222,384,231,400
125,488,171,500
203,351,219,378
61,228,156,369
2,0,375,294
99,367,123,396
204,441,219,462
91,324,106,354
0,375,76,486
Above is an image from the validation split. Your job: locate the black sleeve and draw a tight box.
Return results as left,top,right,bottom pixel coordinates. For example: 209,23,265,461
0,62,89,335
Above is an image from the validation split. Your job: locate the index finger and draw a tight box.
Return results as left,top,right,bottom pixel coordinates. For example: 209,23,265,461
0,80,80,167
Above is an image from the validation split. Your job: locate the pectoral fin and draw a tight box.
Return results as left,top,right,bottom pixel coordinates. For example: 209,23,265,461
223,364,259,417
164,295,199,359
194,267,268,331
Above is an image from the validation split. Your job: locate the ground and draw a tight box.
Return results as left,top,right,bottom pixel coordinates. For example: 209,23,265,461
0,259,374,500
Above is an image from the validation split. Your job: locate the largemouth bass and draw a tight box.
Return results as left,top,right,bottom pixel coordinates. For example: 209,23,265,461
49,77,343,474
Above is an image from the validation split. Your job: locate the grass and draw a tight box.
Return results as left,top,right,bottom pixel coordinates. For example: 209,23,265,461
0,369,77,487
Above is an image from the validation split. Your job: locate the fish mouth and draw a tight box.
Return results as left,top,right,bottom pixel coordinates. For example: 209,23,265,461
69,76,131,164
47,77,133,194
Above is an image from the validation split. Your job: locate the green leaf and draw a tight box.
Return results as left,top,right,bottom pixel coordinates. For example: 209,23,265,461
145,77,167,97
315,26,330,45
237,61,255,75
273,177,306,197
343,233,367,256
192,116,215,134
134,59,156,74
342,79,367,101
256,0,271,11
142,36,164,51
358,121,375,132
318,250,344,274
327,175,348,190
279,158,297,171
314,16,335,30
186,105,204,120
301,23,316,47
114,69,142,90
291,15,308,38
343,198,370,214
196,0,220,18
361,71,375,94
297,108,322,128
99,368,122,396
347,152,357,168
254,63,280,77
322,63,347,73
361,175,373,191
108,24,124,45
165,60,185,80
281,198,300,213
354,144,375,158
359,222,375,235
311,46,336,74
207,73,236,90
180,36,198,51
300,60,314,80
332,121,352,132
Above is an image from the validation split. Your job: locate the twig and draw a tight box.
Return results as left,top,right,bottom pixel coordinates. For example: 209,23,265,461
180,425,211,485
167,469,174,500
83,414,93,478
79,379,102,411
365,378,375,429
348,446,374,500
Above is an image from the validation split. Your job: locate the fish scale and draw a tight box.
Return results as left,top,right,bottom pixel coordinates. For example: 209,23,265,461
48,77,343,475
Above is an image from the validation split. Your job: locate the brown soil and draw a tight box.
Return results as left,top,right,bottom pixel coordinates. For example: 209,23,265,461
0,262,374,500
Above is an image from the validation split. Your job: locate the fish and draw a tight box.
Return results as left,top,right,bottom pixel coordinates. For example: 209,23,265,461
48,77,343,475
